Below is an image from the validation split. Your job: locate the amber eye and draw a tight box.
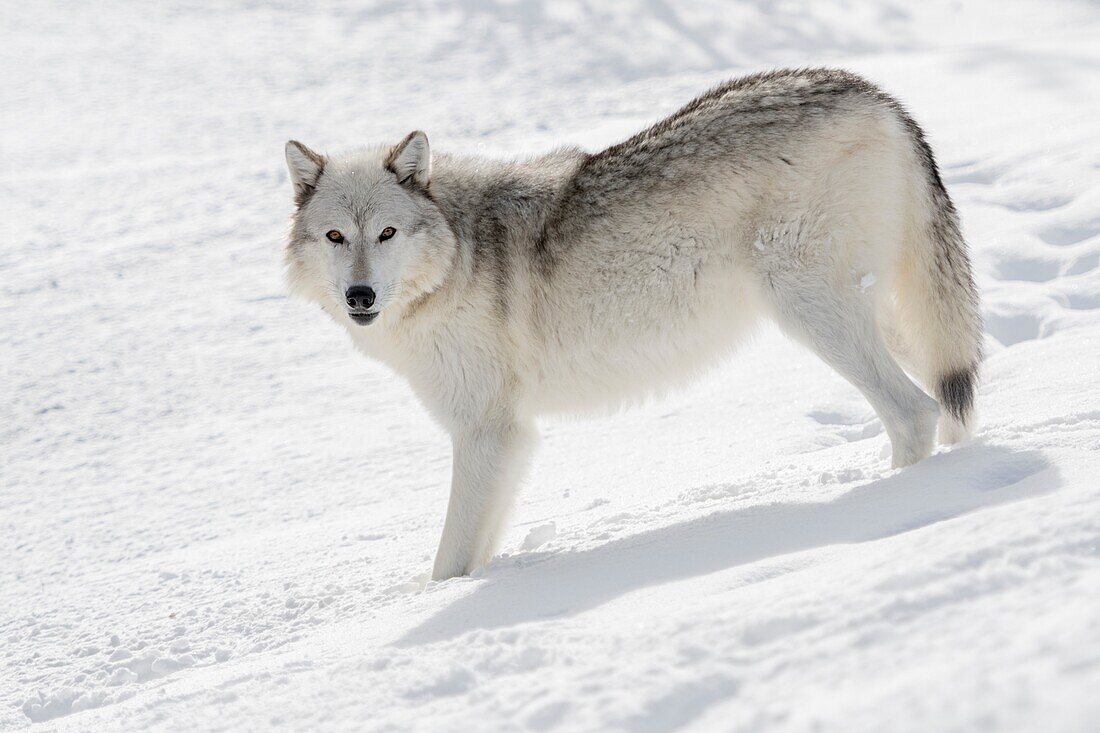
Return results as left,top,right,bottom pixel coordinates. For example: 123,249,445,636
379,227,396,242
326,230,344,244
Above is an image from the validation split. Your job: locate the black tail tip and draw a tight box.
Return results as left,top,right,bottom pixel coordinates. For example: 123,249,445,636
938,368,977,423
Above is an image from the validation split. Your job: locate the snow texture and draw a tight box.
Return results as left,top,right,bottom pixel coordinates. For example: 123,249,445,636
3,1,1100,731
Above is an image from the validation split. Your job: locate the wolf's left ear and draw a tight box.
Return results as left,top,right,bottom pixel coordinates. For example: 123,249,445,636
385,131,431,188
285,140,326,205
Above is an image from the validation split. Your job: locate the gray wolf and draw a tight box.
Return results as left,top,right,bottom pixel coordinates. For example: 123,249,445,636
282,68,981,580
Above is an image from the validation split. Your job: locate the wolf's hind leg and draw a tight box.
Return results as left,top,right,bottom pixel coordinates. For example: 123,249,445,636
762,270,940,468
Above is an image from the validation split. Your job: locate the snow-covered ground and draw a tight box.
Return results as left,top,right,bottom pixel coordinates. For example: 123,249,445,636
4,1,1100,730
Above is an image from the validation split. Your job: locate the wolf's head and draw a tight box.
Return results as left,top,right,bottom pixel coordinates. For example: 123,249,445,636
283,132,456,327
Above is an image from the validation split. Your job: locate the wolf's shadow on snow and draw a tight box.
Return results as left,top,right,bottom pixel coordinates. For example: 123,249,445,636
398,444,1054,646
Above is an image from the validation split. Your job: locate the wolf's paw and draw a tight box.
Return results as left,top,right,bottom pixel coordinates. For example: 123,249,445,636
889,439,933,468
937,414,971,446
889,442,929,469
888,400,940,468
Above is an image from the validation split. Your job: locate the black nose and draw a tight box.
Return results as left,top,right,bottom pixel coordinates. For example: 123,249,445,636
345,286,376,310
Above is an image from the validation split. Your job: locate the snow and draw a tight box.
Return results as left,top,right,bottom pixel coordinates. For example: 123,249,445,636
520,523,557,552
3,1,1100,730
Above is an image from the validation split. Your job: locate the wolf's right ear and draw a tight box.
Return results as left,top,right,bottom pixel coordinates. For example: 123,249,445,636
285,141,326,206
385,131,431,188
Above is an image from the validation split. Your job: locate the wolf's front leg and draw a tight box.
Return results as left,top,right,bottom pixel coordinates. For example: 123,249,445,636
431,419,536,581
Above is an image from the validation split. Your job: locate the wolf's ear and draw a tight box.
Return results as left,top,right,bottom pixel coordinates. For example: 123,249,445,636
285,140,326,205
385,131,431,188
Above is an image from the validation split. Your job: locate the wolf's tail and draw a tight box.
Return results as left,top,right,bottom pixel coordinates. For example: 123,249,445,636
892,120,983,444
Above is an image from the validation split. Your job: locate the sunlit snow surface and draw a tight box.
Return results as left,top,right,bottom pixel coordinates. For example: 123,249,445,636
3,1,1100,730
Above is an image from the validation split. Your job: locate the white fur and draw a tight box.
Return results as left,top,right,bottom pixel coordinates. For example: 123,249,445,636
284,74,979,579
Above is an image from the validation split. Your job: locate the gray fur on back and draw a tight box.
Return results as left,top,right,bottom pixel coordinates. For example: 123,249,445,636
426,69,975,352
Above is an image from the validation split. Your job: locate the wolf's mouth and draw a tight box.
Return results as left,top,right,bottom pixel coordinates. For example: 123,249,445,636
349,312,379,325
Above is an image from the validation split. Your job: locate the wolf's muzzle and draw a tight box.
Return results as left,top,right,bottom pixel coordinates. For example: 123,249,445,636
345,285,378,325
345,285,375,310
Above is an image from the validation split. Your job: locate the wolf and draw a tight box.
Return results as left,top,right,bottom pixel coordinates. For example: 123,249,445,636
282,68,982,580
